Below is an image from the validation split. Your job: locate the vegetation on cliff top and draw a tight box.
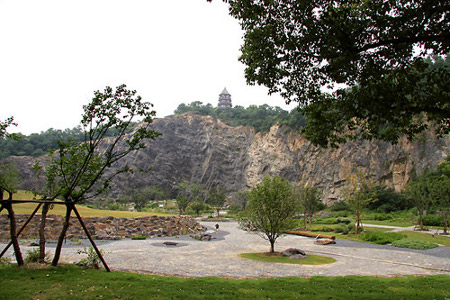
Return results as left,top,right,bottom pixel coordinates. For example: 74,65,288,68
174,102,306,133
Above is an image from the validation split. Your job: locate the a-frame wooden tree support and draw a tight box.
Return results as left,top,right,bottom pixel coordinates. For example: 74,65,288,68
0,199,110,272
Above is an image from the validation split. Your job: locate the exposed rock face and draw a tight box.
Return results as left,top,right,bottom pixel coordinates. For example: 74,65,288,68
0,214,203,241
7,113,450,204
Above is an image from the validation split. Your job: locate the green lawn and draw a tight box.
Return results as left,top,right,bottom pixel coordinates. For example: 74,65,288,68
0,265,448,299
2,191,174,218
397,231,450,247
239,252,336,265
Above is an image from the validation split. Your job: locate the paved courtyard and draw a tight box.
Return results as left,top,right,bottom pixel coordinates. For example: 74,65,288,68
2,220,449,278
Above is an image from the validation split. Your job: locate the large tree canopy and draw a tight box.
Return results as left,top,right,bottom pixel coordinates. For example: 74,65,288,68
229,0,450,147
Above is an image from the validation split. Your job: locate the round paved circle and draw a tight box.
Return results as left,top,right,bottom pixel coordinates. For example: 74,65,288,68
4,221,449,278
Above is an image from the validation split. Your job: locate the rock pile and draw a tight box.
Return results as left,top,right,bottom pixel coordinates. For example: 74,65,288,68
0,214,204,241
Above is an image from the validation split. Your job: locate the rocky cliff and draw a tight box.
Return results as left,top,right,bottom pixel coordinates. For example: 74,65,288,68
8,113,450,203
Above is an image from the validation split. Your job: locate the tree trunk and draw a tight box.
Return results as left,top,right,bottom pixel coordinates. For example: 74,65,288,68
269,239,275,253
51,203,73,267
356,212,361,234
39,203,50,263
4,197,24,266
442,211,448,235
303,214,307,230
418,209,424,230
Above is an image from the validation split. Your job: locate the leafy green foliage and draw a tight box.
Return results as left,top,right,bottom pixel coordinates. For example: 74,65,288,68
76,247,104,269
366,185,409,213
0,123,139,159
392,239,439,250
174,102,306,132
404,157,450,232
342,169,376,234
25,248,50,264
244,176,299,252
297,186,323,229
207,187,228,217
0,162,19,199
229,1,449,147
359,232,406,245
44,84,160,204
422,214,444,227
0,117,17,140
334,223,354,235
131,235,147,240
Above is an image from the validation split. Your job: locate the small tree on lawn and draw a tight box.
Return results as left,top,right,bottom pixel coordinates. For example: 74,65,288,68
405,171,432,231
245,176,299,253
342,169,376,234
207,187,227,217
176,181,192,215
431,157,450,234
46,84,160,266
297,186,322,230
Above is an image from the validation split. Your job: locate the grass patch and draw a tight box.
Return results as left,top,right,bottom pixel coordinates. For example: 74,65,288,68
0,265,449,299
392,239,439,250
2,191,173,218
239,252,336,265
397,231,450,247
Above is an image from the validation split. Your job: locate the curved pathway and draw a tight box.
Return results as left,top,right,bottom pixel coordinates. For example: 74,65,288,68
3,221,449,278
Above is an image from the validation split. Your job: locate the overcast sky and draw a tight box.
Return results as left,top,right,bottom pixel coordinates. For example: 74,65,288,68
0,0,293,135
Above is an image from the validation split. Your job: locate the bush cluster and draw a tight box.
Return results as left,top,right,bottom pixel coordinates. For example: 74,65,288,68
334,223,354,235
422,215,443,226
316,217,351,225
359,232,406,245
391,239,439,250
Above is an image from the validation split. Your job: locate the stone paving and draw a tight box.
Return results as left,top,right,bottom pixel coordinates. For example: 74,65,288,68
2,221,449,278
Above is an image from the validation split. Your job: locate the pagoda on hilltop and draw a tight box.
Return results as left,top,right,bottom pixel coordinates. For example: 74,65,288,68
218,87,232,108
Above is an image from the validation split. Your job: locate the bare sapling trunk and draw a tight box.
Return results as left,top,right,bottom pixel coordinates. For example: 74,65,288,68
51,203,73,266
442,212,448,235
418,209,424,230
304,214,307,230
269,238,275,253
355,213,361,234
39,203,50,263
4,194,24,266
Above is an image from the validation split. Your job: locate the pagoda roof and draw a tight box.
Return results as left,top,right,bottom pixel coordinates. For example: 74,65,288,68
220,87,230,95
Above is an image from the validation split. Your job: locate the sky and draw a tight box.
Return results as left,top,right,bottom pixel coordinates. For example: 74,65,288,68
0,0,293,135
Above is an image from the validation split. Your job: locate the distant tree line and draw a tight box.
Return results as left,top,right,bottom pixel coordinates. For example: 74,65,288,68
174,102,306,133
0,123,138,159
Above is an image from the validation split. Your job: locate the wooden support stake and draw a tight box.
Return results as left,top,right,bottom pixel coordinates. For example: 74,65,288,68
0,203,42,259
72,205,111,272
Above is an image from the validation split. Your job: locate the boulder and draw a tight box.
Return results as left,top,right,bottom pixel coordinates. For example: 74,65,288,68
282,248,307,259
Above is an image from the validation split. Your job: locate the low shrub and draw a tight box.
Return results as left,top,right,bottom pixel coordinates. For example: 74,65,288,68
0,257,11,264
336,217,351,224
316,217,351,225
359,231,406,245
374,214,392,221
330,201,350,211
76,247,104,269
310,226,335,232
392,239,439,250
334,223,354,235
316,218,338,225
422,215,443,226
331,211,350,217
131,235,147,240
25,248,50,263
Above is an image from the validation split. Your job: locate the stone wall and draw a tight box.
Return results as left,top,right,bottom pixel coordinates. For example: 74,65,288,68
0,214,204,241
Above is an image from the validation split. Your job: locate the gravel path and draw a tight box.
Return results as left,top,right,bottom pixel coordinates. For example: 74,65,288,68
2,220,449,278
